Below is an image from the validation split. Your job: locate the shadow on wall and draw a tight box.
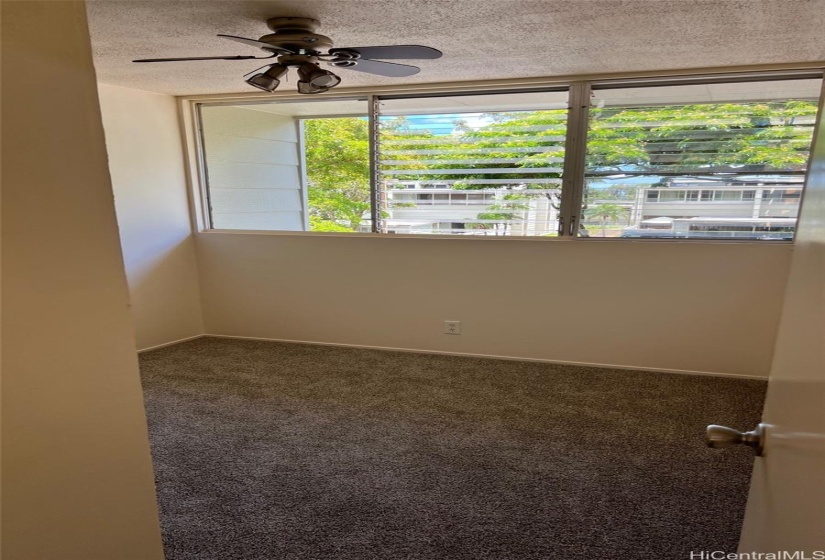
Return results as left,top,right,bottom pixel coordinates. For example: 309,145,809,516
126,237,204,350
96,83,205,350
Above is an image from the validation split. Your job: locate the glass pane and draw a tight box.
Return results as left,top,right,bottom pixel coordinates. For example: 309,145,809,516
581,78,822,240
378,90,568,236
199,98,369,232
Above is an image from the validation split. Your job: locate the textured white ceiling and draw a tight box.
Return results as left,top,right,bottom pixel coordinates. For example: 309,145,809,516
86,0,825,96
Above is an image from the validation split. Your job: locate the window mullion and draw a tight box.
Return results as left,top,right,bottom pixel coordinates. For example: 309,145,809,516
558,82,591,237
368,94,382,233
296,119,310,231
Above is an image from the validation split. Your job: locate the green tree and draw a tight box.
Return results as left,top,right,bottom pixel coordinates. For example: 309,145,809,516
303,117,370,231
586,100,818,173
303,98,818,235
308,215,357,232
476,196,530,235
381,110,566,190
585,203,629,237
588,184,637,201
381,110,568,223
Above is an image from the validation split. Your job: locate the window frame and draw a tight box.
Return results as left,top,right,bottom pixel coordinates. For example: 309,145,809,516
182,66,825,243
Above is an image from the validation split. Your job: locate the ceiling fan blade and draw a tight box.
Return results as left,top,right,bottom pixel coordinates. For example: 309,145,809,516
133,55,265,63
333,58,420,77
333,45,442,60
218,34,292,54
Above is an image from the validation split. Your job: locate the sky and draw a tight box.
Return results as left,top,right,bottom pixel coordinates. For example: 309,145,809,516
386,113,494,135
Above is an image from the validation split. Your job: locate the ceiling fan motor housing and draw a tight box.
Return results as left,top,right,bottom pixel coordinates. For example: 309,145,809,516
260,17,333,53
265,17,320,32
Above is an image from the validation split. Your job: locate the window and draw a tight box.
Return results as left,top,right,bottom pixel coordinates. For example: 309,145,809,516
659,190,686,201
194,72,822,242
762,188,802,200
378,90,568,236
199,98,369,233
581,77,821,239
714,191,742,201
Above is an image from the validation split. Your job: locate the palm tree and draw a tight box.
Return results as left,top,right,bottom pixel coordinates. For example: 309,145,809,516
477,201,529,236
586,203,629,237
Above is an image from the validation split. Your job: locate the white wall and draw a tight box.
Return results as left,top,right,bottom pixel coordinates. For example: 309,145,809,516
98,83,204,350
201,106,306,230
197,233,791,377
1,2,164,559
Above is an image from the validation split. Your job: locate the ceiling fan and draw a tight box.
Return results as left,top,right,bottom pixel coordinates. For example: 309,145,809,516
133,17,442,94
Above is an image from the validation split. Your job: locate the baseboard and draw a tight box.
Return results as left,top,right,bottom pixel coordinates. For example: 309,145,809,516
138,334,206,353
202,333,767,381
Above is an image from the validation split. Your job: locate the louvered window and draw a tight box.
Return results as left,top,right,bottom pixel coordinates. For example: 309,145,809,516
194,73,822,241
199,98,369,233
377,91,568,236
581,78,822,239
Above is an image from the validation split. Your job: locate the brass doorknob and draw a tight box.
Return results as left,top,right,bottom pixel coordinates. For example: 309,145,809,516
706,424,766,456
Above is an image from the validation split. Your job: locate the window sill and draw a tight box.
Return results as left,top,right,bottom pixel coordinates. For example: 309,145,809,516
197,229,794,245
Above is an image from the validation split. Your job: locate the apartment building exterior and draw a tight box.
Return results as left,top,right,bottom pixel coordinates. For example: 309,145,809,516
381,175,802,239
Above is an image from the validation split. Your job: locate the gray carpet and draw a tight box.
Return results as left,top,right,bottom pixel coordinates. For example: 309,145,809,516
139,337,766,560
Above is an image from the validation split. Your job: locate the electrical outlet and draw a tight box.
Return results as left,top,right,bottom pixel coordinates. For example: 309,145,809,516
444,320,461,335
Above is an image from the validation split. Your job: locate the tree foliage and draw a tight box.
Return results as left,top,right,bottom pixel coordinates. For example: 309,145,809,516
301,98,818,230
585,203,630,236
380,110,567,188
587,100,818,173
304,117,370,231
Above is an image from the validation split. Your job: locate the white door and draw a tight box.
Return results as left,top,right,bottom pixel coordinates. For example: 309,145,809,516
737,85,825,553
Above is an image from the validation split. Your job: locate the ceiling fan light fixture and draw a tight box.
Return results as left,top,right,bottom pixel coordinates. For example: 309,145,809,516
296,80,329,94
245,63,289,92
297,62,341,90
